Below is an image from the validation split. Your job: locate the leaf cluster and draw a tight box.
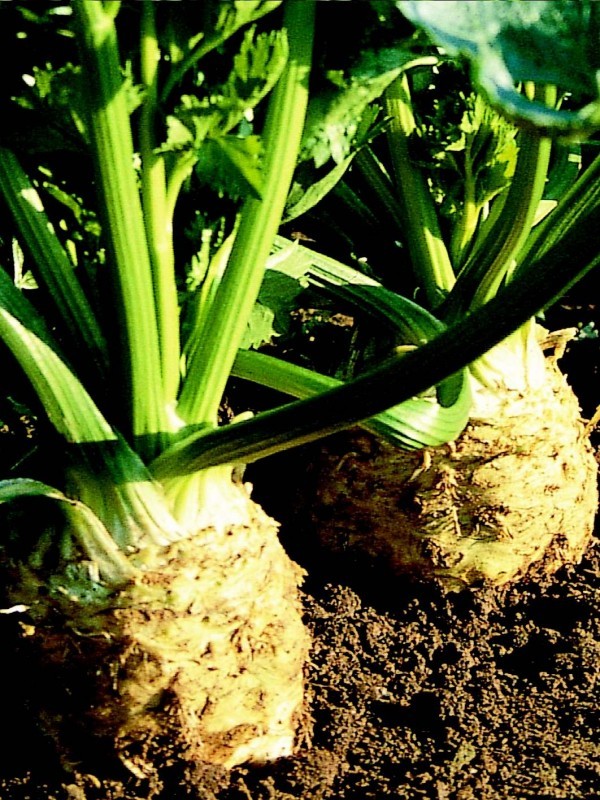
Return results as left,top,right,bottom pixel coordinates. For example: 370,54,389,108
408,64,518,221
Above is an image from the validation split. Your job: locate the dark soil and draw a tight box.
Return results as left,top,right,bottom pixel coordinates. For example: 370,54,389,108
1,295,599,799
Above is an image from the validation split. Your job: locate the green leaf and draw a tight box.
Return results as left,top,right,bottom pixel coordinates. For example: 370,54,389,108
398,0,600,135
11,239,38,290
161,0,283,102
301,49,436,169
284,105,387,222
10,63,88,150
165,113,195,150
164,29,288,150
285,151,356,222
252,268,308,342
239,302,276,350
195,135,263,201
442,94,518,207
208,0,282,43
36,177,99,233
0,478,136,586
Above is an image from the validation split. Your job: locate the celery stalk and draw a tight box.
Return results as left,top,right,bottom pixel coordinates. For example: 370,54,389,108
73,0,169,455
176,0,316,426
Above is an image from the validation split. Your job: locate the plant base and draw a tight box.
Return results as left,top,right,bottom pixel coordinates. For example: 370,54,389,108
307,360,598,590
8,486,310,778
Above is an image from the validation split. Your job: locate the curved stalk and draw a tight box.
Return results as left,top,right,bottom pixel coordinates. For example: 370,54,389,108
232,349,468,449
384,72,456,308
151,203,600,479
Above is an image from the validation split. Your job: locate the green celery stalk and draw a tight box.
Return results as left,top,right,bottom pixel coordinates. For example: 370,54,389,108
139,1,181,405
158,0,315,526
516,152,600,276
383,72,456,308
0,148,108,380
353,147,408,235
441,85,555,322
176,0,316,426
73,0,169,454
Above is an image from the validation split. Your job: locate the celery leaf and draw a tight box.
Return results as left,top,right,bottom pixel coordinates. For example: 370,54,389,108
163,28,287,150
195,136,263,201
301,46,431,168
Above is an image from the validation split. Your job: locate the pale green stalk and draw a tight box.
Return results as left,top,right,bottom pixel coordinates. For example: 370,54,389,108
470,110,554,307
384,73,456,308
182,228,237,371
442,85,556,322
165,151,197,226
176,0,316,426
73,0,168,455
439,87,554,397
160,0,315,526
139,0,181,405
449,155,479,267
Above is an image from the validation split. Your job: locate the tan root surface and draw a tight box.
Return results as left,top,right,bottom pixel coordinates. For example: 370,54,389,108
14,485,310,778
310,361,598,590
